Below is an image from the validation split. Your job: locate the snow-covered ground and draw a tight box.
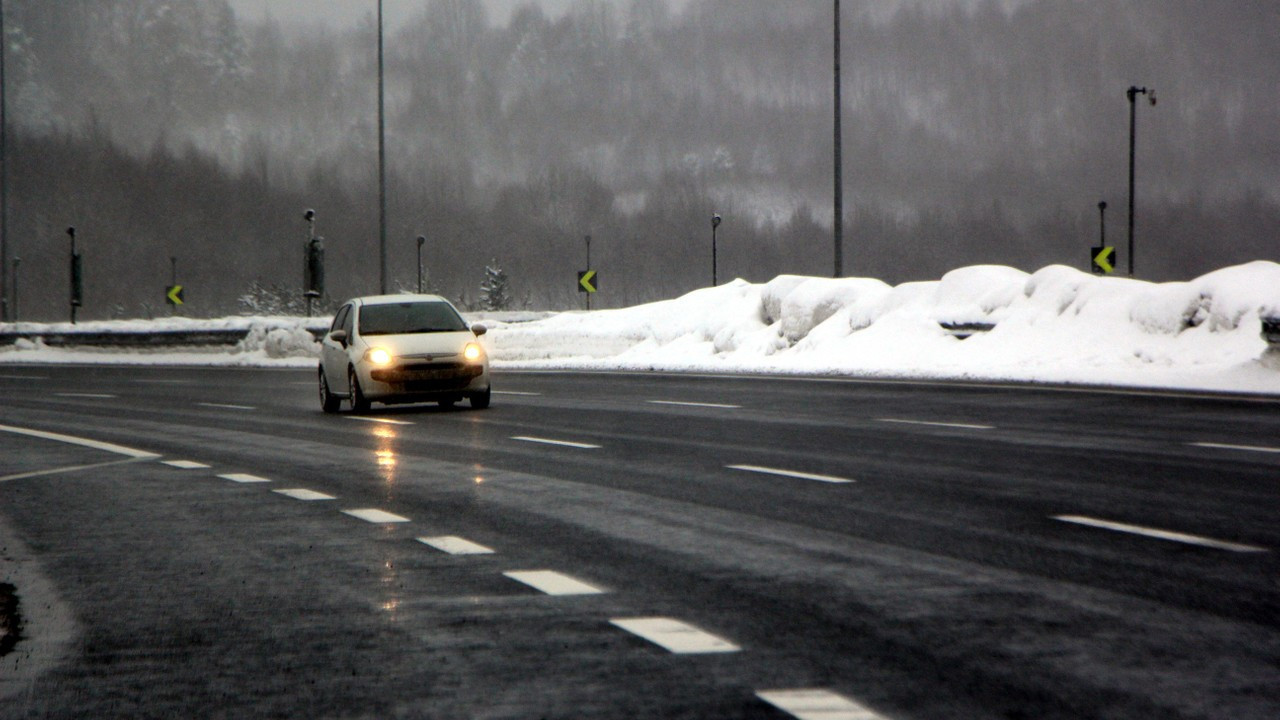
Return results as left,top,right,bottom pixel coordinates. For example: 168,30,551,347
3,263,1279,395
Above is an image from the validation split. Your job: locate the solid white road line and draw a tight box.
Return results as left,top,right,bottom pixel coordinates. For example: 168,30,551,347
273,488,336,501
1190,441,1280,455
648,400,742,409
756,689,889,720
727,464,854,484
493,390,541,396
0,459,146,483
0,374,48,380
162,460,211,469
53,392,117,399
0,423,160,459
342,508,410,524
877,418,994,430
504,570,605,596
345,416,414,426
1053,515,1268,553
196,402,255,411
417,536,495,555
511,435,601,449
609,617,740,654
218,473,272,483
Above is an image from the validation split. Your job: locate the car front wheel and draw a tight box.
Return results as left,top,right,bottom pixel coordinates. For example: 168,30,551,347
319,369,341,413
348,368,370,413
469,386,491,409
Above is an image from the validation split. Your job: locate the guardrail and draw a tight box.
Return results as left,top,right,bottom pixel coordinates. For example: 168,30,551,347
0,327,328,348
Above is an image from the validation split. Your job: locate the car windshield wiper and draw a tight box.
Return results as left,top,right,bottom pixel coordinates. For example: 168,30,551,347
406,327,461,334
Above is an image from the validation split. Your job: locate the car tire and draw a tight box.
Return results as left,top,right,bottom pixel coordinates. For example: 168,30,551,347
349,367,370,413
469,386,491,409
319,369,341,414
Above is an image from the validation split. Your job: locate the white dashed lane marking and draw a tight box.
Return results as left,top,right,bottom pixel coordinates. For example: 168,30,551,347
504,570,606,596
727,464,854,484
876,417,994,430
493,390,541,396
197,402,255,411
162,460,211,469
756,689,890,720
1190,441,1280,455
218,473,272,484
511,436,601,449
417,536,495,555
54,392,118,399
273,488,336,501
609,617,740,654
1053,515,1267,553
648,400,741,409
341,508,410,524
0,374,48,380
345,416,414,426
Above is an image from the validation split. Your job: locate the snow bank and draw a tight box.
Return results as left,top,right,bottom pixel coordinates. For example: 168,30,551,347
2,263,1278,394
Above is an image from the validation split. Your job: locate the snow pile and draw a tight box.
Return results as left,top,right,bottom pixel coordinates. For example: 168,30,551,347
486,262,1280,394
2,262,1277,394
237,323,321,359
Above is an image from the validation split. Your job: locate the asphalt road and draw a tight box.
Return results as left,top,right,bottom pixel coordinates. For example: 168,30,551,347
1,365,1278,719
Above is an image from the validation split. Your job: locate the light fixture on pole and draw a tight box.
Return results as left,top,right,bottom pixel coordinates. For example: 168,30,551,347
1126,85,1155,277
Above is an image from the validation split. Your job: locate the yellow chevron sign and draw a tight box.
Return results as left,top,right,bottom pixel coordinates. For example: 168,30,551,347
1091,246,1115,274
166,285,185,305
578,270,597,293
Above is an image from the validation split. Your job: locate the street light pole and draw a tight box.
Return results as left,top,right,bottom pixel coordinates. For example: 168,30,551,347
0,0,9,322
711,214,721,287
416,235,425,293
1126,85,1155,278
832,0,843,278
377,0,388,295
10,257,17,322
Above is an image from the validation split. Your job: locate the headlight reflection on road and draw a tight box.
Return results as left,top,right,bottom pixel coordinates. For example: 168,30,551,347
370,425,398,487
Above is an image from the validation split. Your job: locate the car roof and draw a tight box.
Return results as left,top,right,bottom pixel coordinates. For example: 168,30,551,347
348,294,451,307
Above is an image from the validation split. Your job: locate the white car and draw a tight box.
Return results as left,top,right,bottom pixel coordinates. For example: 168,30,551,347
319,295,491,413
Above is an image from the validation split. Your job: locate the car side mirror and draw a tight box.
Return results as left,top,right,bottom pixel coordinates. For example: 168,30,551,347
471,323,488,337
329,329,348,346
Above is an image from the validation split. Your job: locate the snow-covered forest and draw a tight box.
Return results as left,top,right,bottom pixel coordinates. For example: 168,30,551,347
2,0,1277,319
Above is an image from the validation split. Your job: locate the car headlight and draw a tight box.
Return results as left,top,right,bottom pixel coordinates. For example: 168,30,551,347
463,343,483,362
364,347,394,366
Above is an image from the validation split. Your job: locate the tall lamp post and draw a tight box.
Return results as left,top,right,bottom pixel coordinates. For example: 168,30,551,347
1126,85,1155,277
1,0,9,322
416,235,425,293
377,0,388,295
711,213,721,287
832,0,843,278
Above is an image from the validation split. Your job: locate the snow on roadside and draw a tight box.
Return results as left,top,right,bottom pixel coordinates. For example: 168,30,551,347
2,263,1278,394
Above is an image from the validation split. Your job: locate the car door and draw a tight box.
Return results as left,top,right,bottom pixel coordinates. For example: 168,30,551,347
321,304,352,389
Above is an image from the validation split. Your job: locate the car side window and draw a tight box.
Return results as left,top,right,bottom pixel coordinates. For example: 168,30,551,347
341,305,355,336
330,305,350,333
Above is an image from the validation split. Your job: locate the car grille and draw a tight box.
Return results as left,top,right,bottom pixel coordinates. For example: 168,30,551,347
371,362,482,388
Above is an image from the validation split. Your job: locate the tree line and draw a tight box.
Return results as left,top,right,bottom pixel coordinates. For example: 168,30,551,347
3,0,1276,321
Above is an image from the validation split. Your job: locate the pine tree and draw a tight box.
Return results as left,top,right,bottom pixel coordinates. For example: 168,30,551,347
479,262,511,311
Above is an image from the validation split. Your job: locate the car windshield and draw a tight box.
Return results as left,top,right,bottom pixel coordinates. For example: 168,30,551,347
358,301,468,336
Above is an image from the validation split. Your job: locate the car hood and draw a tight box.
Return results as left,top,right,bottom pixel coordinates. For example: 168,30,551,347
359,331,475,359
